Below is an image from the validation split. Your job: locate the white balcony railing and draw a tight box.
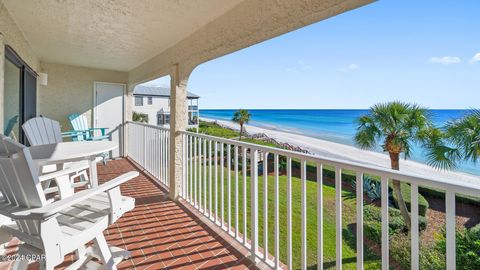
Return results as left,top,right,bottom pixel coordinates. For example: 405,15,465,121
127,122,170,187
126,121,480,270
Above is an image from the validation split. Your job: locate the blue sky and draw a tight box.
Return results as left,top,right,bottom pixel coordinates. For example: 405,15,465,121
145,0,480,109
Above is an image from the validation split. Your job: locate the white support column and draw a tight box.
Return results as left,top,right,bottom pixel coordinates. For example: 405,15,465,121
123,85,135,157
169,64,189,200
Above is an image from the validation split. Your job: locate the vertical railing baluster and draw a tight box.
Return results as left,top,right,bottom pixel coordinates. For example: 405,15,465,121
228,144,232,233
214,141,218,223
189,135,193,203
182,133,186,198
243,146,248,244
163,130,166,182
194,137,198,208
274,154,280,269
220,143,224,228
161,130,164,184
157,130,161,179
143,125,146,168
250,148,259,261
301,159,307,270
381,176,389,270
263,152,269,260
335,166,342,270
199,138,203,211
234,145,239,238
160,130,164,184
411,183,419,270
166,130,170,186
208,140,213,219
446,190,456,270
287,157,292,270
356,172,364,270
203,138,207,214
317,164,323,270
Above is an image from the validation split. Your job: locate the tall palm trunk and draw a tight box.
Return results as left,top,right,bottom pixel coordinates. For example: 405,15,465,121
239,123,244,140
389,152,412,230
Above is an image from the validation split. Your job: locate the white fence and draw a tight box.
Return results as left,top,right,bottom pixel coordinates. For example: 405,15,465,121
126,122,480,270
126,122,170,187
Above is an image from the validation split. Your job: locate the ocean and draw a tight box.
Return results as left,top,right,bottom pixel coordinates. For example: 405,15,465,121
200,109,479,176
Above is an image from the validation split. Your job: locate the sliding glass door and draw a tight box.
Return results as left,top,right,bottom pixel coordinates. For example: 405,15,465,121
3,46,37,143
3,58,21,140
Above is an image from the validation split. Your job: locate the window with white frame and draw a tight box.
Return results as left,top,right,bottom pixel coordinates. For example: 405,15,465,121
147,96,153,105
135,96,143,106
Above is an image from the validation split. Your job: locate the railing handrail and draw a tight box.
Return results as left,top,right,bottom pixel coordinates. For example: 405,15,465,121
127,120,480,196
127,121,170,131
180,130,480,197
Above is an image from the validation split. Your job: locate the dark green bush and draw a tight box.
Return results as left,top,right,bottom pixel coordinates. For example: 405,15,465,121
392,182,429,217
389,233,445,270
419,186,480,207
436,224,480,269
133,111,148,123
363,205,427,245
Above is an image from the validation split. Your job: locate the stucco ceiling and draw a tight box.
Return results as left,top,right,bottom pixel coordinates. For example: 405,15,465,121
3,0,244,71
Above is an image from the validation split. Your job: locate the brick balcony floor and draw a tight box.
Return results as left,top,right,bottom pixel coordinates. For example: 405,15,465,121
0,159,258,270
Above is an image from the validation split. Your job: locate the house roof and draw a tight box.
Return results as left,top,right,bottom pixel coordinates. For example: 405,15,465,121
133,85,199,99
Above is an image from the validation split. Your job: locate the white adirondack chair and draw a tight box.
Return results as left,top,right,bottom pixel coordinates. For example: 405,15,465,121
0,137,138,269
22,117,94,198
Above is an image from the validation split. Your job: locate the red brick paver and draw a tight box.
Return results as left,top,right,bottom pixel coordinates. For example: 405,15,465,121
1,159,257,270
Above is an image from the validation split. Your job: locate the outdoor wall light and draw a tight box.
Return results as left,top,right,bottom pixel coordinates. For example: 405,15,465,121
38,72,48,86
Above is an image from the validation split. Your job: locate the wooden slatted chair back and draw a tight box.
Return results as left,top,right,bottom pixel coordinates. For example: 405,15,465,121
22,117,63,146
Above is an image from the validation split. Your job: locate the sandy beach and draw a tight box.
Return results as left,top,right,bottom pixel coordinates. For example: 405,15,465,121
202,117,480,186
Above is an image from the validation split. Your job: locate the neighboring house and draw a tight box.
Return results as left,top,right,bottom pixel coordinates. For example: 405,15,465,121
133,85,199,128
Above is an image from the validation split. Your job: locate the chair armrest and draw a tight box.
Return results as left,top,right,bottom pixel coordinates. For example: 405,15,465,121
61,130,87,138
88,128,109,136
38,166,83,182
87,128,109,131
12,171,139,219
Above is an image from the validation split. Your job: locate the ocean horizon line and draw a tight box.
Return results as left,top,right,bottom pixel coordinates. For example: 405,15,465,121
200,108,472,111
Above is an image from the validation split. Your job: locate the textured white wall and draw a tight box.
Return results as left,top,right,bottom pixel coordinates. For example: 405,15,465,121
38,62,128,131
0,2,40,130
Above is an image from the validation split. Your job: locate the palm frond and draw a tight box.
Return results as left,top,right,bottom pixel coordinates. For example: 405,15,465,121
445,109,480,163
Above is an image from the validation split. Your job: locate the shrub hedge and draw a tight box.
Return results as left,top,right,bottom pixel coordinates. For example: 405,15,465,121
436,224,480,269
363,205,427,244
392,182,429,217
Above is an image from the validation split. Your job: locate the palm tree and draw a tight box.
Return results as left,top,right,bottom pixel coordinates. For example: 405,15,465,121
446,109,480,163
354,101,455,229
232,109,251,140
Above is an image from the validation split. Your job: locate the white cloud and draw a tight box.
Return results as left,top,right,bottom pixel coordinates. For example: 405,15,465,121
286,60,312,72
429,56,461,65
469,53,480,64
340,64,359,72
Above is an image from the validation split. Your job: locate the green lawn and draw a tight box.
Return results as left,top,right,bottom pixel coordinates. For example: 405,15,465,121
186,163,381,269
